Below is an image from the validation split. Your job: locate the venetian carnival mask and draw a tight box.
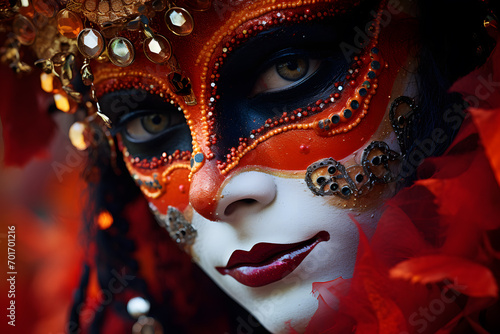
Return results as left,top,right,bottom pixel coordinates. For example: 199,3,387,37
91,0,422,332
1,0,424,332
2,0,500,332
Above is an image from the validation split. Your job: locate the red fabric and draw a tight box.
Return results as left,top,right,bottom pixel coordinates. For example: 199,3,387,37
469,107,500,186
305,117,500,333
0,66,55,167
449,32,500,185
449,39,500,110
391,255,497,298
304,39,500,333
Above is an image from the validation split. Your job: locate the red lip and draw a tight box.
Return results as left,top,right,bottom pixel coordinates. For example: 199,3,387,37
215,231,330,287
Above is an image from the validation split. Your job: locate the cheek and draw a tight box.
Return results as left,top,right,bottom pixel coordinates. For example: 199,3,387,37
186,171,397,334
120,148,192,213
190,172,386,269
188,175,386,334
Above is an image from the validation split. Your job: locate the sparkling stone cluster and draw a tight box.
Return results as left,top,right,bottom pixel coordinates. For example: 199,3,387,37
1,0,211,151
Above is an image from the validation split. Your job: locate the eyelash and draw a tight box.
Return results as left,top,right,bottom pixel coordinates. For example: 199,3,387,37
111,110,153,136
117,109,193,159
251,55,349,105
125,113,171,140
112,104,184,137
250,51,323,97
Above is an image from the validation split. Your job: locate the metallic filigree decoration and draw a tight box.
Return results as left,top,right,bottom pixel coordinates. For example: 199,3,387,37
389,96,418,155
305,141,401,199
149,204,197,247
35,50,82,102
305,96,418,199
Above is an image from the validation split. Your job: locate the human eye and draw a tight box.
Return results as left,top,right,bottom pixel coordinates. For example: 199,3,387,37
217,27,345,105
251,51,321,96
123,109,185,142
99,90,192,159
126,113,169,141
207,19,354,152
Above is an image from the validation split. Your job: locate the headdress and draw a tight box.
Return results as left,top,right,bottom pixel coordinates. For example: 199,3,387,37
1,0,214,151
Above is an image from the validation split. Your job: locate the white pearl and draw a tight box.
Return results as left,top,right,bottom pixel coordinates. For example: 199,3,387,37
127,297,150,319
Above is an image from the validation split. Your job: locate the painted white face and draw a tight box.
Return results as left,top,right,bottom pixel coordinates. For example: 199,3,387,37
189,128,404,333
190,174,376,333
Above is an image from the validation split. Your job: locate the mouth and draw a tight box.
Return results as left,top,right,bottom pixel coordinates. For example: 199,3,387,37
215,231,330,287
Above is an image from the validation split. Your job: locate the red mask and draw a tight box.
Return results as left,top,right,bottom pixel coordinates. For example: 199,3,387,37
94,0,410,221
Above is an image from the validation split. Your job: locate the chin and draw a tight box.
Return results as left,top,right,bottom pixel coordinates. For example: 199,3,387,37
194,240,343,333
192,230,354,333
239,284,320,334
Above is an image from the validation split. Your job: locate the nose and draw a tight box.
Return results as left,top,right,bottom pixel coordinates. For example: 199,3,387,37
215,171,277,222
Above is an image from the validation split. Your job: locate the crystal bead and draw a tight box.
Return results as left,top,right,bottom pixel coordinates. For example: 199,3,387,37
164,7,194,36
56,9,83,38
167,71,192,96
12,15,37,45
33,0,58,18
77,28,105,59
143,35,171,64
107,37,135,67
183,0,212,11
69,121,92,150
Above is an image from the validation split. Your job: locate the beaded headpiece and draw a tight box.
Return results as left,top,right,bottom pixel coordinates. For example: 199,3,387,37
0,0,210,150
